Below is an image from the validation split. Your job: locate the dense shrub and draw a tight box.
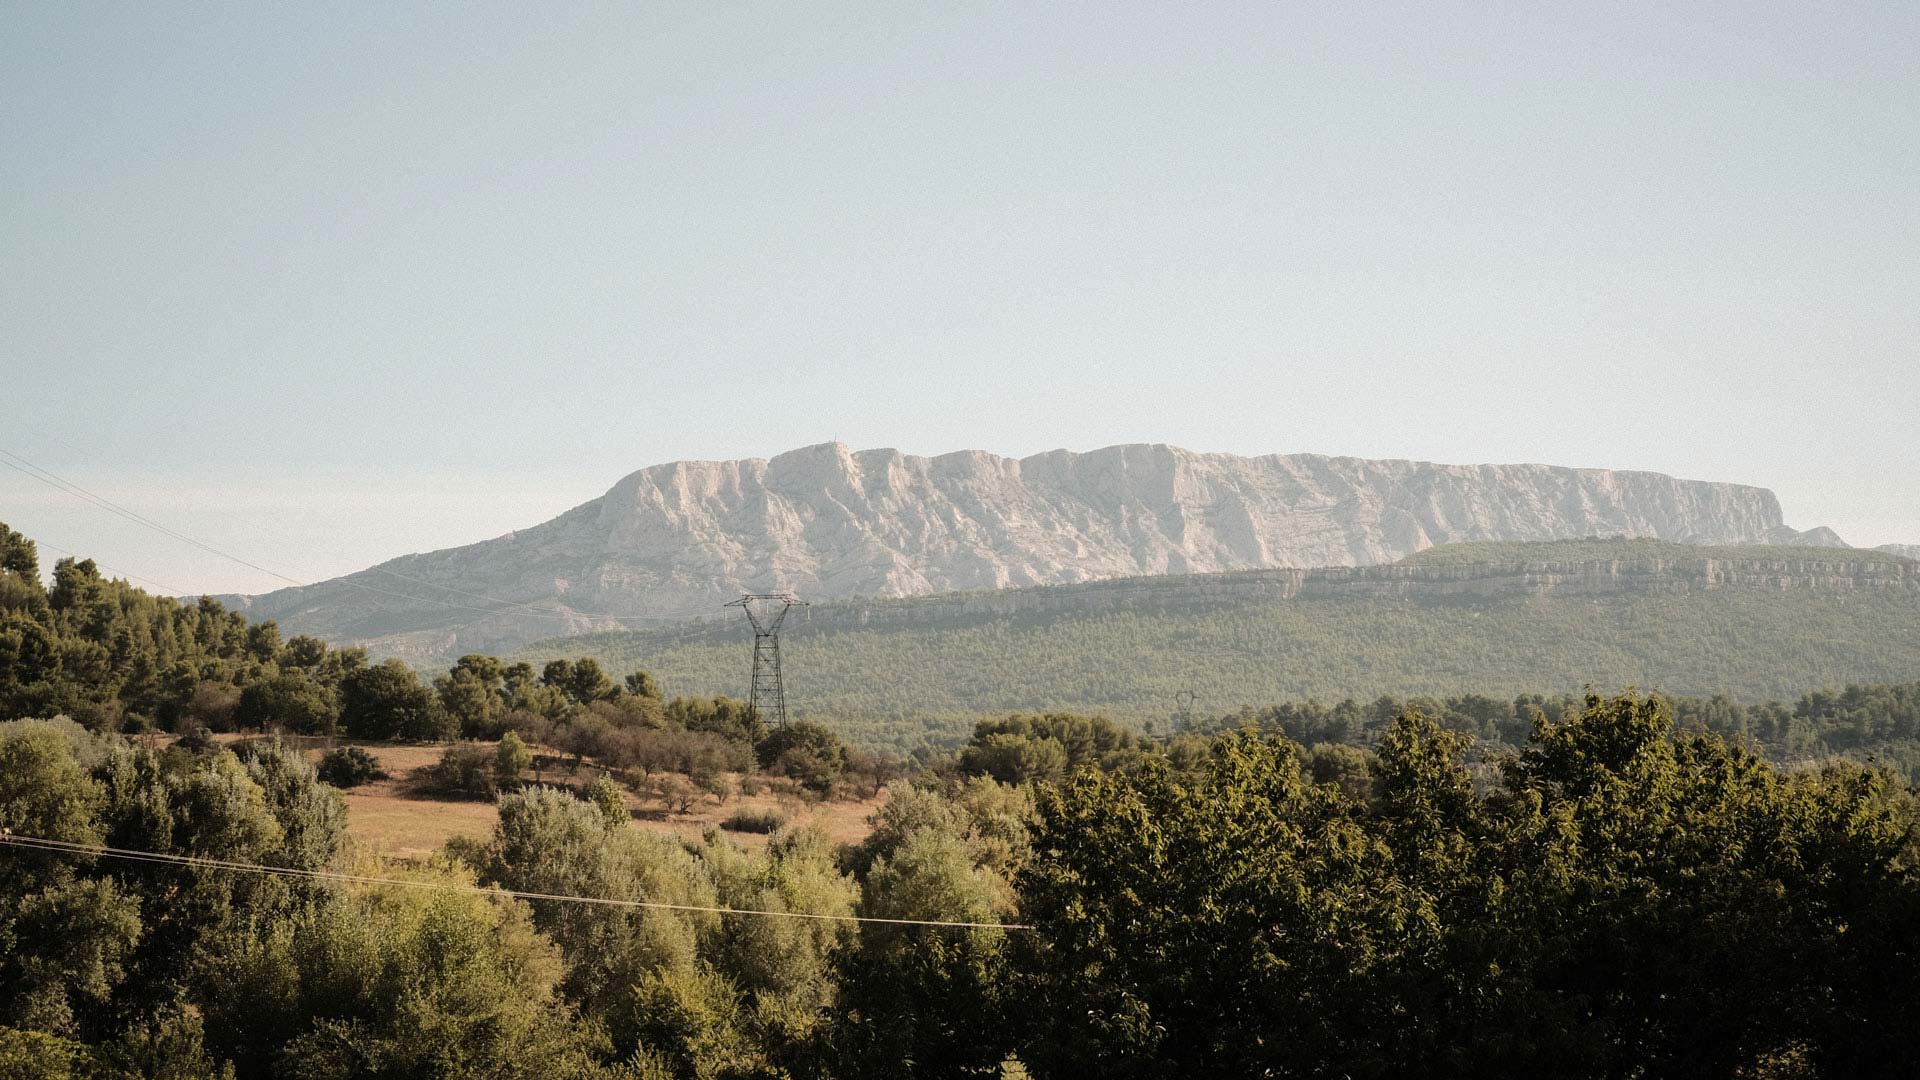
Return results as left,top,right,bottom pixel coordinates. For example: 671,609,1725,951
584,774,628,828
413,742,500,799
755,722,850,793
961,713,1146,783
719,808,786,834
496,730,533,789
601,726,751,780
665,694,763,745
316,746,386,788
172,721,217,754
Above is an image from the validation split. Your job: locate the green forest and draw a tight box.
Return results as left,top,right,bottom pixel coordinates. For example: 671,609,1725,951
7,693,1920,1077
6,521,1920,1077
527,540,1919,747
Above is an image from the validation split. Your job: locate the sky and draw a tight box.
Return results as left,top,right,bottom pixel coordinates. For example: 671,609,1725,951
2,2,1915,595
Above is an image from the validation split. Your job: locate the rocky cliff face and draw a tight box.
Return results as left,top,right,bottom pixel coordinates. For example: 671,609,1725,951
227,442,1845,659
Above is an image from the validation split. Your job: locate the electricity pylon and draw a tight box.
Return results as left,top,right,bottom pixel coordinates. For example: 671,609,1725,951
1173,688,1199,733
725,593,807,727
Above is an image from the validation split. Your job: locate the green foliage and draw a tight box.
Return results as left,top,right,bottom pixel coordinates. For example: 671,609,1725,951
1011,693,1920,1077
542,658,616,705
94,1003,233,1080
0,529,285,731
435,654,508,739
958,713,1147,785
0,726,624,1079
415,743,501,800
277,870,602,1079
834,784,1022,1077
313,747,384,789
585,774,627,829
664,695,762,746
7,685,1920,1077
233,673,335,736
624,670,660,699
755,721,850,793
528,539,1920,749
339,659,447,742
472,787,718,1053
718,809,785,834
496,730,533,789
0,1026,98,1079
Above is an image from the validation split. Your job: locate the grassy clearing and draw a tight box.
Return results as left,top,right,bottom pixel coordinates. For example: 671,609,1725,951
211,735,887,858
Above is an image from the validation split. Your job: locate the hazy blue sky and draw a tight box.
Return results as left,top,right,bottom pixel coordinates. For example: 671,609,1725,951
3,2,1915,594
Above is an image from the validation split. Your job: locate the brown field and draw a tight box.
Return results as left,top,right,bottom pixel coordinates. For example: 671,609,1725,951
219,735,888,861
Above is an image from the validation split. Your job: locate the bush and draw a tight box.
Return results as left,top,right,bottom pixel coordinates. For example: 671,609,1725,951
413,743,499,799
959,731,1069,786
654,774,701,814
960,713,1145,782
601,726,752,779
173,722,217,754
495,731,532,790
317,746,386,788
719,809,786,834
585,773,628,828
755,722,850,794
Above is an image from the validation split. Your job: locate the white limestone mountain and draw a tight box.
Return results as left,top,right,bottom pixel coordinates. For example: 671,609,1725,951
221,442,1847,662
1876,544,1920,560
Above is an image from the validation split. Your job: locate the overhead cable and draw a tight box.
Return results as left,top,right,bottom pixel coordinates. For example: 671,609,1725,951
0,833,1030,931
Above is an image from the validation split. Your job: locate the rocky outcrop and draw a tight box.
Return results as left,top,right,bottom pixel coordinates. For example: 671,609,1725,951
225,442,1847,659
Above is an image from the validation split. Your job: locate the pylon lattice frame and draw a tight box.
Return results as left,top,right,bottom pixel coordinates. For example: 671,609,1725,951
725,593,807,727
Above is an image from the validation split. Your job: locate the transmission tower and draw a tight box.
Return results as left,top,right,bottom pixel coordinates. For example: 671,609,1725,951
725,593,807,727
1173,688,1199,733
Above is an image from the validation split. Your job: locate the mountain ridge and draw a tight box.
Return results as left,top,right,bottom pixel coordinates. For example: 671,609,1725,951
222,442,1847,661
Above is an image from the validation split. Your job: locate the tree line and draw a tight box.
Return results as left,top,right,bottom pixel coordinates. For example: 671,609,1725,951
0,524,888,801
1192,683,1920,784
5,692,1918,1077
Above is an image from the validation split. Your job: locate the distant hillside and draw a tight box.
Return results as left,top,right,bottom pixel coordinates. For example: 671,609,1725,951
522,540,1919,747
1878,543,1920,560
224,442,1844,663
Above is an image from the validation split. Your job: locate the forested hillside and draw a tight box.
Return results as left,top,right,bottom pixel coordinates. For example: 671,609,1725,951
8,522,1920,1076
0,522,891,800
528,539,1920,746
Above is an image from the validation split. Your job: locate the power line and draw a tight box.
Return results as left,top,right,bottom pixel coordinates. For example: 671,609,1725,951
0,448,711,627
26,537,202,597
0,833,1030,931
0,449,314,590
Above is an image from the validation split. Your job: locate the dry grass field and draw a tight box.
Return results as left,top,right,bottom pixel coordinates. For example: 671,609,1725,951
215,735,889,861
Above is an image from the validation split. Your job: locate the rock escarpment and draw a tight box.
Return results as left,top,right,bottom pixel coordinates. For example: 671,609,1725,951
226,442,1846,660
